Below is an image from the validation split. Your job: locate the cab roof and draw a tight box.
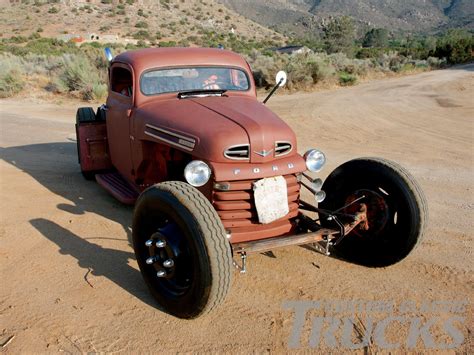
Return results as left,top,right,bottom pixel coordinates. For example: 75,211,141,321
113,47,251,74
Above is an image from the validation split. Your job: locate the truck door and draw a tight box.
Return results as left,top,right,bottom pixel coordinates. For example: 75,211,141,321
106,64,134,181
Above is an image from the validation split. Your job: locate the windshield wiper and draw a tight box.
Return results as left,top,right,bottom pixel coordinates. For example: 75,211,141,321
177,89,227,99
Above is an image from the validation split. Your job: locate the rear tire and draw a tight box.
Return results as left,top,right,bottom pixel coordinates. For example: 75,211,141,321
319,157,427,266
76,107,97,180
76,107,96,124
133,181,232,318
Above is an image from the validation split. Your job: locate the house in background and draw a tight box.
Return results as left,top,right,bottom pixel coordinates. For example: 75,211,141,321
57,34,84,43
57,33,120,44
88,33,120,43
271,45,312,55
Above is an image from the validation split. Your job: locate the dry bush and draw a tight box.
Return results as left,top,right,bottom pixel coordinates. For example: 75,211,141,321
55,54,107,100
248,51,336,90
0,53,25,98
1,37,447,99
248,52,281,87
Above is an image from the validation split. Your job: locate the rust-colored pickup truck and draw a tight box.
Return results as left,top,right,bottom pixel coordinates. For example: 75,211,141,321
76,47,427,318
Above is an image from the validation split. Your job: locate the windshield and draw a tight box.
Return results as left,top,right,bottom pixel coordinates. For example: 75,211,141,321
141,66,250,95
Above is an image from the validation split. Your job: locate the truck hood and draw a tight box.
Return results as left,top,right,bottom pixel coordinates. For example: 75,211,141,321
135,95,297,163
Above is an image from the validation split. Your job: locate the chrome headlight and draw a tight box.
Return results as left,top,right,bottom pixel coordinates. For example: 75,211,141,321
184,160,211,187
304,149,326,172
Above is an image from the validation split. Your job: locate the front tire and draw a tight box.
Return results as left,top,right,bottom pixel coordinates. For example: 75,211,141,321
319,157,427,266
132,181,232,318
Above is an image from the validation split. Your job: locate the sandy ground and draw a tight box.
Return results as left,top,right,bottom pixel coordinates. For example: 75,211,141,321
0,66,473,353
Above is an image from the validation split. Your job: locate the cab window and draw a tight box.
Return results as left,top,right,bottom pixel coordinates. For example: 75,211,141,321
141,66,250,95
111,66,133,97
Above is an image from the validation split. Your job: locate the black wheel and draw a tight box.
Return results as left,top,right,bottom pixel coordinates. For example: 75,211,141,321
76,107,96,124
132,181,232,318
319,157,427,266
76,107,97,180
95,106,106,122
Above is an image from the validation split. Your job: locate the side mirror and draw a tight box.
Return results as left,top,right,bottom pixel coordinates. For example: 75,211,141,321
275,71,287,87
263,70,287,104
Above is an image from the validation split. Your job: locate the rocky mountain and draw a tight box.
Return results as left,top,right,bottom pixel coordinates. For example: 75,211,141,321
218,0,474,35
0,0,284,43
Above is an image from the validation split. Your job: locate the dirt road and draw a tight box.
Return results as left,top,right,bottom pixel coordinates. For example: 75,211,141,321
1,66,473,353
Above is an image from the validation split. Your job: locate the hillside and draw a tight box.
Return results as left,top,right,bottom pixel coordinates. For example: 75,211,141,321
0,0,285,44
218,0,474,35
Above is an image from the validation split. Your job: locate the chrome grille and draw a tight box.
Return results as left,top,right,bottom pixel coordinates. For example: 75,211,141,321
275,141,292,156
213,174,300,229
224,144,250,160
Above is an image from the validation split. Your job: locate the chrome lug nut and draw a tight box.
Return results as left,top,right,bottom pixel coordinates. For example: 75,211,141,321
156,270,166,277
163,259,174,268
155,239,166,248
312,178,323,191
146,257,156,265
315,190,326,203
145,239,153,247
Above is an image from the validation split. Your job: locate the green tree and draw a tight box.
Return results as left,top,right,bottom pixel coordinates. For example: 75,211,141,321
362,28,389,48
322,16,355,56
435,29,474,64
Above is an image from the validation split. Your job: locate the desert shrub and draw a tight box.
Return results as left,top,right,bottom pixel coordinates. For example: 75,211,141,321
400,63,416,72
158,41,177,47
135,21,148,29
17,53,63,76
29,32,41,40
0,54,25,97
20,38,77,56
338,72,357,86
327,52,352,72
305,55,334,83
56,54,106,100
160,0,170,10
4,36,28,44
375,51,410,72
284,57,314,89
327,52,371,76
247,50,338,89
133,30,151,40
247,51,279,87
356,47,384,59
285,52,335,88
0,30,459,100
90,83,108,100
426,56,446,68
